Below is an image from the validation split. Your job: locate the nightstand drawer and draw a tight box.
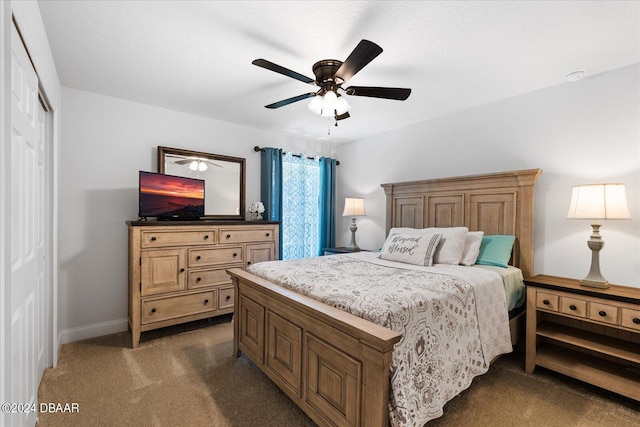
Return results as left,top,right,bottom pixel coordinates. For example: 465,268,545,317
536,292,559,311
620,308,640,331
589,302,618,325
559,296,587,318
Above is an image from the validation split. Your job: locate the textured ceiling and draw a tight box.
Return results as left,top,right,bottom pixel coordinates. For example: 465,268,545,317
37,1,640,144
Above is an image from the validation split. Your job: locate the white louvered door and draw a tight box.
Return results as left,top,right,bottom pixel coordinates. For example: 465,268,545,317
9,21,44,427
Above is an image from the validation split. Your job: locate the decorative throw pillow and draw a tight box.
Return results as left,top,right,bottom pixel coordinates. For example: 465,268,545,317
379,232,443,266
459,231,484,266
475,235,516,268
430,227,469,265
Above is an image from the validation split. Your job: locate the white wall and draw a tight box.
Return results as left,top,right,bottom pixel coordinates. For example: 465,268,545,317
336,64,640,287
58,87,332,342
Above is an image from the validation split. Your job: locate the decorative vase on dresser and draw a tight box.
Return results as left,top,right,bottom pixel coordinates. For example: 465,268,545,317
127,220,279,348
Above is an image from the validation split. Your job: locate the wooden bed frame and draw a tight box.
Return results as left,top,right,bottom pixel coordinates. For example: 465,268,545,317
227,168,541,427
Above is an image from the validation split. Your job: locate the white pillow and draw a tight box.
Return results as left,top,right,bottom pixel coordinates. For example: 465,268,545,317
379,232,442,266
430,227,469,265
460,231,484,266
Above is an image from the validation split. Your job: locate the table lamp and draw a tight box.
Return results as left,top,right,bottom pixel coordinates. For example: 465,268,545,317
566,183,630,288
342,197,366,251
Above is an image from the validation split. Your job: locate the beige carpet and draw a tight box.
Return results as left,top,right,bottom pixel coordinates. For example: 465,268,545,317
38,316,639,426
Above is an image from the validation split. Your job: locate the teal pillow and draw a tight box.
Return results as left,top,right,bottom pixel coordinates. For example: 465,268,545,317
475,235,516,268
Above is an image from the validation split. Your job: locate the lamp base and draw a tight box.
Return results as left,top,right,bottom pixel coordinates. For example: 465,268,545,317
580,223,609,289
579,279,610,289
347,217,360,251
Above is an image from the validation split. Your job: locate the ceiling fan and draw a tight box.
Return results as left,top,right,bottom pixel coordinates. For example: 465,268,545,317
252,39,411,122
173,157,222,172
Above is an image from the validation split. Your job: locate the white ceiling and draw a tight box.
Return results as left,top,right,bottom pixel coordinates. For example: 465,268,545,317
37,1,639,144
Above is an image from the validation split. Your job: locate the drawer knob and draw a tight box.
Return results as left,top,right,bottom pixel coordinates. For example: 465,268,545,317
204,299,209,304
543,299,550,305
266,233,270,237
569,304,577,311
180,268,185,273
151,308,156,313
204,235,209,240
633,318,640,325
233,253,237,257
196,277,201,283
150,236,157,241
226,234,231,239
247,261,252,266
226,295,231,301
598,310,607,317
196,255,201,261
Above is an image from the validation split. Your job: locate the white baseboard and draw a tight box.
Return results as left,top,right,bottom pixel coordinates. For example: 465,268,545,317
60,318,128,344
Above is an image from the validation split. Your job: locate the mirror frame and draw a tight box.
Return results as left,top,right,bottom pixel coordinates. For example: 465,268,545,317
157,146,246,220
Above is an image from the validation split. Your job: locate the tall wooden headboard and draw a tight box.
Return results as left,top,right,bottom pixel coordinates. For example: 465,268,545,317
381,169,542,279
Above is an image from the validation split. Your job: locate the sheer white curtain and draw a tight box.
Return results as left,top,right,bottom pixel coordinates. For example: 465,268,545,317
281,152,320,259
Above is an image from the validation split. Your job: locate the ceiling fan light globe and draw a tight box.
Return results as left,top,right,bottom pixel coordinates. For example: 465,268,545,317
189,160,199,171
308,95,323,115
335,97,350,115
321,107,335,118
198,162,208,172
323,90,337,107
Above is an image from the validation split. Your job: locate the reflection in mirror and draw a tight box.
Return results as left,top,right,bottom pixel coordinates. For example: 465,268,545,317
158,146,245,220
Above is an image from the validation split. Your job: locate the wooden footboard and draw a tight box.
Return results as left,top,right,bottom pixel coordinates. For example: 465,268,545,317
228,268,402,427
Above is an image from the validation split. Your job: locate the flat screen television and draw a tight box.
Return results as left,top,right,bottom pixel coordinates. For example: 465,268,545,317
138,171,205,220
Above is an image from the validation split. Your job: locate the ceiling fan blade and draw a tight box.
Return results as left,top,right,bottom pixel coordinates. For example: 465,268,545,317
265,92,317,109
175,159,193,165
334,39,383,84
203,161,223,168
335,112,350,121
252,59,315,84
345,86,411,100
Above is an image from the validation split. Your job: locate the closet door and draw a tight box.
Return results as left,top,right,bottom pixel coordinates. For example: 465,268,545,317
8,21,44,427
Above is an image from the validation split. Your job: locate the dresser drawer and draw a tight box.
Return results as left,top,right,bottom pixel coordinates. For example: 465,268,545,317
141,230,216,248
220,227,275,244
219,287,234,309
559,296,587,318
189,247,243,267
588,301,619,325
141,291,216,324
620,308,640,331
188,265,240,289
536,292,559,311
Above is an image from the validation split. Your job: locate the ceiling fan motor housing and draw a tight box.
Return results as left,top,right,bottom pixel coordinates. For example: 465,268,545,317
312,60,344,92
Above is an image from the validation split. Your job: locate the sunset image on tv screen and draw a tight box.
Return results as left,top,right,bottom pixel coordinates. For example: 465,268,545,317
139,172,205,218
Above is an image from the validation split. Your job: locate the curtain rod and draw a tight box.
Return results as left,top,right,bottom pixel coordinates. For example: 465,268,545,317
253,146,339,165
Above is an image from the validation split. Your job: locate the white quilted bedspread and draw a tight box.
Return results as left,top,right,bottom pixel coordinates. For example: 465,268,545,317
247,251,512,426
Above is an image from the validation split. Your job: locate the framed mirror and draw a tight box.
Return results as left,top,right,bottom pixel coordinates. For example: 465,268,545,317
158,146,245,220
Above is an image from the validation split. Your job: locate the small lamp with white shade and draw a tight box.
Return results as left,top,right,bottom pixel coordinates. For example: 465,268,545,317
566,183,630,289
342,197,366,251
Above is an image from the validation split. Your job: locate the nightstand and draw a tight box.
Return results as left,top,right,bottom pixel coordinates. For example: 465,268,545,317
323,247,365,255
525,274,640,400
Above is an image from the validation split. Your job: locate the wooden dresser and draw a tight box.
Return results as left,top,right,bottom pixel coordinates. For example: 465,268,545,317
127,220,279,348
525,275,640,400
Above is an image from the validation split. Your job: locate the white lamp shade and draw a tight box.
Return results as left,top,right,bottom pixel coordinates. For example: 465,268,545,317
342,197,366,217
567,184,630,219
197,161,208,172
189,160,199,171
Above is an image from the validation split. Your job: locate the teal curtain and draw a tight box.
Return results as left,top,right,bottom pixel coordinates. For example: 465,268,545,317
260,148,283,258
318,157,337,254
